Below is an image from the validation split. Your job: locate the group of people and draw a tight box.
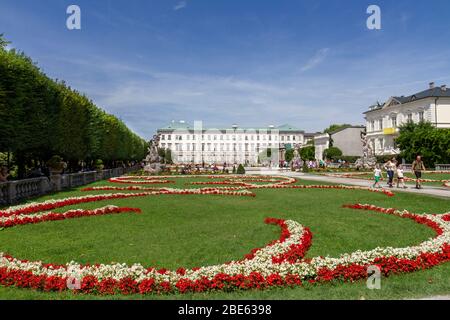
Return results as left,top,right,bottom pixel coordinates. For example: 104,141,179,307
373,155,426,190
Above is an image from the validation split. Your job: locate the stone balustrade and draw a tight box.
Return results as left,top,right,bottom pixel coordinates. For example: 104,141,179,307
435,164,450,171
0,165,141,205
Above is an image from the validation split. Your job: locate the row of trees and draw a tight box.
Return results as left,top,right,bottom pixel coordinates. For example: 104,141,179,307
396,122,450,168
0,35,147,178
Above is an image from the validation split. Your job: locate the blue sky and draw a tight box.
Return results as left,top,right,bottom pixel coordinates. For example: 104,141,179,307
1,0,450,139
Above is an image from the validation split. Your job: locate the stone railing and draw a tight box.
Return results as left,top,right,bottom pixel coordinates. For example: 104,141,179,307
403,164,450,172
0,164,141,205
435,164,450,171
0,177,51,206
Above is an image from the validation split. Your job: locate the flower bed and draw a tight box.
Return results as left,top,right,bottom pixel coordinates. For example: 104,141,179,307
0,201,448,295
3,175,447,296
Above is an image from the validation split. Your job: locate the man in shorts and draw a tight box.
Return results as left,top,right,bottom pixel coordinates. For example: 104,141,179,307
412,155,426,189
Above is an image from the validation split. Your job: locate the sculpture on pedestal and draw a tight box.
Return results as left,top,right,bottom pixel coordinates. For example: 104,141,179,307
355,132,377,169
292,143,303,171
143,135,164,174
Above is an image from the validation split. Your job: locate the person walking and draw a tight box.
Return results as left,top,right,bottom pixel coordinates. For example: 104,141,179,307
384,159,396,188
412,155,426,189
373,164,383,188
396,164,407,189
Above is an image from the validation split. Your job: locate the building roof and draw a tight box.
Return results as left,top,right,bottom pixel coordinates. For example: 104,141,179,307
275,124,304,132
304,132,321,139
365,84,449,114
157,121,304,132
328,125,365,135
158,120,194,130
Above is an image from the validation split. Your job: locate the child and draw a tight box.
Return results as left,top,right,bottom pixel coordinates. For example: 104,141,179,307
396,164,407,189
373,164,382,188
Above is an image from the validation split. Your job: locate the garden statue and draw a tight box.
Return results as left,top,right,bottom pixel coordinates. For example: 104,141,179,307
355,132,377,169
143,135,164,174
292,143,302,171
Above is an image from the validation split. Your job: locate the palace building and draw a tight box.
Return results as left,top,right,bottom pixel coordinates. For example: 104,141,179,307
364,83,450,155
156,121,305,165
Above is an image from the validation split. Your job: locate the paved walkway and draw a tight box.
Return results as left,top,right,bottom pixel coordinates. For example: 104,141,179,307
417,294,450,300
250,170,450,198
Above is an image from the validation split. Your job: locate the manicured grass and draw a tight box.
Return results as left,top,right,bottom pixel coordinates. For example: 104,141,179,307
0,176,449,299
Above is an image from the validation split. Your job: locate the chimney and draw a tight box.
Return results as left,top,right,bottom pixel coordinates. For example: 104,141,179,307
429,82,435,89
441,85,447,92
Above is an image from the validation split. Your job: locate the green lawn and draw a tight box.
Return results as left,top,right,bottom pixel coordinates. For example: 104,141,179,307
0,176,449,299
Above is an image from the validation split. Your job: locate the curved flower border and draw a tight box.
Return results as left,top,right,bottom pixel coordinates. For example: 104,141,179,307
3,175,448,296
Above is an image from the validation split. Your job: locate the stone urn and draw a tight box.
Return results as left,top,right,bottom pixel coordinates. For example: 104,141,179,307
47,156,65,191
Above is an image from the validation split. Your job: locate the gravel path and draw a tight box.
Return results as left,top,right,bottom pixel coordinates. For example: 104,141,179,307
250,170,450,198
417,294,450,300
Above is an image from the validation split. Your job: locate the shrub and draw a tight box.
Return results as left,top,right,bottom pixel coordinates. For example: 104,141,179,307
302,161,309,172
323,147,343,160
46,155,64,171
339,156,359,163
95,159,104,171
300,146,315,161
236,164,245,174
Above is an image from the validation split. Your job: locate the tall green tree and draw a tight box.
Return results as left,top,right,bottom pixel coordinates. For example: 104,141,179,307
300,146,315,161
396,122,450,167
0,35,147,177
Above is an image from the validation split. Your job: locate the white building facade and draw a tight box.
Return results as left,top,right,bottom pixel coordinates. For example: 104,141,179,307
157,121,305,165
314,126,365,160
364,83,450,155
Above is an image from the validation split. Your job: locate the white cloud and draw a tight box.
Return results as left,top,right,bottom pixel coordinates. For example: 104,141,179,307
300,48,329,72
173,1,187,11
46,48,450,138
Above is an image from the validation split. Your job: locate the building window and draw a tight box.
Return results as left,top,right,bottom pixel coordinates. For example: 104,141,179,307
407,114,413,122
378,119,383,130
370,120,375,131
419,111,424,122
391,116,397,128
161,135,165,140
